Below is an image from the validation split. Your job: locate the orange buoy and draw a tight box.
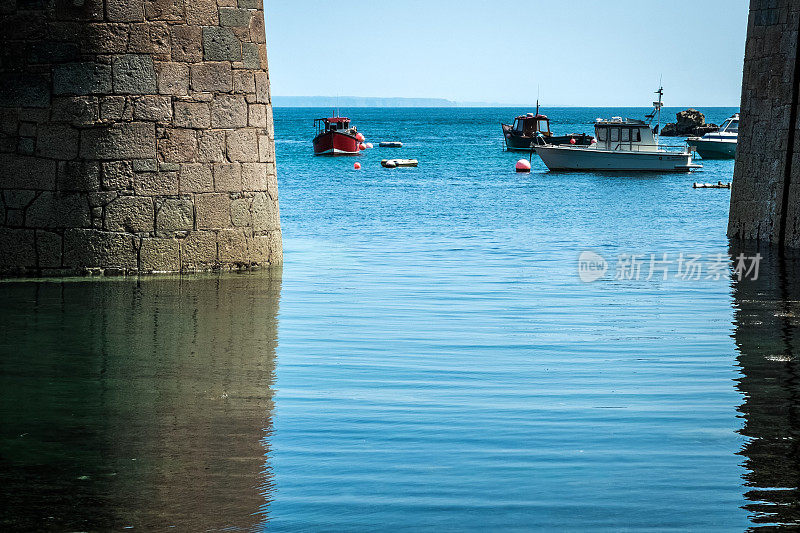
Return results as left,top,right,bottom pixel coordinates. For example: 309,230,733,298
354,162,361,170
570,138,576,145
515,159,531,172
356,132,365,142
359,143,367,151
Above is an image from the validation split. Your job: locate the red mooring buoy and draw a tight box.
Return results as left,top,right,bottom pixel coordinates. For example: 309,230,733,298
356,132,365,142
354,162,361,170
516,159,531,172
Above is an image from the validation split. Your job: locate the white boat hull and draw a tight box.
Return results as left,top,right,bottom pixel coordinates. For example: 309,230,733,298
534,145,699,172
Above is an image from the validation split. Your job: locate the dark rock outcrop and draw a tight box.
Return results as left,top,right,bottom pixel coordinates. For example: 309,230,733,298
659,108,719,137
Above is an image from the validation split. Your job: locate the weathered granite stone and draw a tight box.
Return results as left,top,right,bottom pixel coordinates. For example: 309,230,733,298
197,130,226,161
241,42,260,69
156,62,190,95
219,8,251,27
58,160,101,191
106,0,145,22
129,22,171,56
85,22,130,54
174,101,211,128
51,96,99,126
252,191,278,231
102,160,135,190
217,228,246,262
170,25,203,62
104,195,154,232
227,129,258,162
80,122,156,159
36,124,79,160
242,162,267,191
133,95,173,122
0,0,280,273
52,62,112,96
186,0,217,25
158,128,197,162
213,163,242,191
36,229,62,267
0,154,57,190
230,197,252,226
211,94,247,127
202,27,241,61
64,228,138,269
3,190,36,208
0,228,35,267
26,191,91,229
144,0,185,22
190,61,232,92
196,193,230,229
248,103,267,127
134,171,179,195
156,198,193,231
140,237,180,271
113,54,157,94
729,0,800,249
181,229,217,267
179,163,213,192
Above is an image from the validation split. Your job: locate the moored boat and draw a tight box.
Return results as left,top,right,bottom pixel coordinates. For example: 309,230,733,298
501,105,593,151
533,87,702,172
687,113,738,159
313,116,361,155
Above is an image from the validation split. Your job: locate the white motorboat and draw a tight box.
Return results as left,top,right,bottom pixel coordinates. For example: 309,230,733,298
533,88,702,172
687,114,738,159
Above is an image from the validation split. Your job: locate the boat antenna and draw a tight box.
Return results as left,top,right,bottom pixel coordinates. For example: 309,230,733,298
535,99,539,117
654,85,663,140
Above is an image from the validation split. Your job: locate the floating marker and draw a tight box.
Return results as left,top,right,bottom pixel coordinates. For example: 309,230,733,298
354,162,361,170
356,132,365,142
515,159,531,172
366,142,373,149
359,143,367,151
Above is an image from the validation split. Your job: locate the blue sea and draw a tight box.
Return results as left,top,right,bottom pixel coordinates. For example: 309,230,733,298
6,107,799,531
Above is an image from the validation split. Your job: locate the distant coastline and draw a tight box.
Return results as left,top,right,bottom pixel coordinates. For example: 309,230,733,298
272,96,507,108
273,96,740,109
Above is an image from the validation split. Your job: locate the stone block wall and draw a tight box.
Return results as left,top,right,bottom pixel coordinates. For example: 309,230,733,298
729,0,800,248
0,0,281,275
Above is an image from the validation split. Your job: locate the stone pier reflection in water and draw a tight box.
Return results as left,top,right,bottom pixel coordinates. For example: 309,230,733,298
732,246,800,529
0,271,281,531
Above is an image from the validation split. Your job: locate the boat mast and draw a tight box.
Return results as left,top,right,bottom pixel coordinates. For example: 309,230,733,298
654,86,663,141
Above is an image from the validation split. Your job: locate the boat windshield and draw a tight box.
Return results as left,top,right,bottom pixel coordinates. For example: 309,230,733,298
721,118,739,133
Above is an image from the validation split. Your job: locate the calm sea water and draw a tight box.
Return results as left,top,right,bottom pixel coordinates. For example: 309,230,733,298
4,107,798,531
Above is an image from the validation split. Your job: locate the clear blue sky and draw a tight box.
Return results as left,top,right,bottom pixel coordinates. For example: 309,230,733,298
265,1,750,107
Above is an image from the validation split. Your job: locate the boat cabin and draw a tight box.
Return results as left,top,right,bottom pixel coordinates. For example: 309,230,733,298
315,117,351,134
718,114,739,134
593,118,657,151
512,113,552,137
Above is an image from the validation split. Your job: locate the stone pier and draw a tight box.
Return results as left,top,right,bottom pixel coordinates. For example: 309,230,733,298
0,0,281,274
728,0,800,249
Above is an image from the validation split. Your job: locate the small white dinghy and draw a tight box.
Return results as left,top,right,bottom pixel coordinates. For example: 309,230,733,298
381,159,418,168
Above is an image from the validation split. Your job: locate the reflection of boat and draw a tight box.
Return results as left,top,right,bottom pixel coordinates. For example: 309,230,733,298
687,114,738,159
533,87,702,172
313,116,360,155
501,104,593,151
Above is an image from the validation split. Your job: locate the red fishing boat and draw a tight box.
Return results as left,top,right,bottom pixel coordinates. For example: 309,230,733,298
313,116,361,155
